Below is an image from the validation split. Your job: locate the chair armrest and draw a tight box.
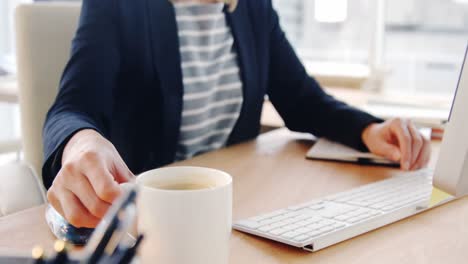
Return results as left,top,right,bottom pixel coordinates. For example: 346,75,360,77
0,139,22,154
0,78,18,103
0,162,46,216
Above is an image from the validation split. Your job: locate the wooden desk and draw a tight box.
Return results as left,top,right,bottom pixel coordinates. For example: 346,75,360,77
1,129,467,263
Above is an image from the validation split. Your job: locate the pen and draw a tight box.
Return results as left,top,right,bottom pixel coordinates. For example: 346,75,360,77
87,217,119,264
357,157,400,168
86,188,138,264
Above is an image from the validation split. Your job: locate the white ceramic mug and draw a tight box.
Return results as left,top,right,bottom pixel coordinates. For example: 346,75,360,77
134,166,232,264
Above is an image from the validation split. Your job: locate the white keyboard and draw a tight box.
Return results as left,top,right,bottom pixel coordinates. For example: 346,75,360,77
233,170,440,252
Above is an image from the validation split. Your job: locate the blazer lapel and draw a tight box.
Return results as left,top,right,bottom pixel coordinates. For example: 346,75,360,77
146,0,183,163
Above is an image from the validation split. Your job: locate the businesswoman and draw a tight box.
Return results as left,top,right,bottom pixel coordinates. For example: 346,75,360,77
43,0,431,228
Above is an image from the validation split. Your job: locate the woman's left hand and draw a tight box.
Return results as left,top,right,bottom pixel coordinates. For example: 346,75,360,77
362,118,431,171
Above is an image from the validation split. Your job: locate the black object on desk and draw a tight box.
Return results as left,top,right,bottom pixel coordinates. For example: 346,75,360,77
0,184,143,264
45,205,94,246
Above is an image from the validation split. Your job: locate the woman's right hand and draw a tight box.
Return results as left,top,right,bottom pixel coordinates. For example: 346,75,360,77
47,129,135,228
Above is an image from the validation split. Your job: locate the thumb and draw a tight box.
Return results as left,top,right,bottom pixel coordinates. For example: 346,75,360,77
377,142,401,162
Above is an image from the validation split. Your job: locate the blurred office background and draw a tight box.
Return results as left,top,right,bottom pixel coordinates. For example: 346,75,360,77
0,0,467,164
273,0,468,95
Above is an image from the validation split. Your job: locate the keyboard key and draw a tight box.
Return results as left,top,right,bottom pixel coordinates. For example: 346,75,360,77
298,217,321,226
333,222,346,229
346,208,370,218
259,219,277,225
369,210,381,216
307,223,326,230
319,219,336,226
393,197,422,208
359,213,372,220
343,205,359,212
355,208,371,215
347,213,371,223
271,214,289,222
367,199,381,205
320,211,341,218
270,228,287,236
308,216,323,222
295,220,309,227
259,225,276,232
294,234,310,242
341,211,359,218
318,226,335,234
295,208,314,214
348,200,372,207
335,214,352,221
347,217,361,223
293,214,312,221
295,227,312,235
307,229,324,238
236,220,261,229
252,210,287,222
282,231,300,239
309,204,325,210
269,221,288,229
284,211,301,218
283,218,300,224
382,205,397,211
319,203,356,218
283,224,301,231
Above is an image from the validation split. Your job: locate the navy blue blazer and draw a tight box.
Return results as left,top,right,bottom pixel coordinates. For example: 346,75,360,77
42,0,381,189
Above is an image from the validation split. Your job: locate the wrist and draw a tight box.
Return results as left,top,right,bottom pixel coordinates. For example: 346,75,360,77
62,129,98,164
361,123,378,149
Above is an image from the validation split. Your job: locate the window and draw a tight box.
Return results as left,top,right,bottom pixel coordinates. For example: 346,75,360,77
273,0,468,96
0,0,30,75
384,0,468,96
0,1,12,75
0,0,28,163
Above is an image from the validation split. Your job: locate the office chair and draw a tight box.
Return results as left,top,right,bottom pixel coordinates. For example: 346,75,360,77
0,2,82,215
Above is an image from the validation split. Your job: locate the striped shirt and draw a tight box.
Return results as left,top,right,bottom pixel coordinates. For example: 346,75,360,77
173,2,243,160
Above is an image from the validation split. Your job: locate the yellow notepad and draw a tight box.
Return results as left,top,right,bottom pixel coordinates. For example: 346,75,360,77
429,187,453,207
